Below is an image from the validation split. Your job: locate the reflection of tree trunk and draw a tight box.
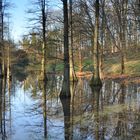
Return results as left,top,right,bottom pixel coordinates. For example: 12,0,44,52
91,87,101,140
0,79,2,133
114,83,126,138
42,81,47,138
70,83,76,140
60,98,72,140
7,77,12,134
119,83,126,104
1,77,6,139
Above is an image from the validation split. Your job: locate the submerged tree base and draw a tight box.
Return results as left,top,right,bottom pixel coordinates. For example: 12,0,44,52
60,85,71,99
90,77,102,87
0,74,4,79
60,90,71,99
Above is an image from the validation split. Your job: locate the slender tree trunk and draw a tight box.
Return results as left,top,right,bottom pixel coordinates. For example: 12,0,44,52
121,52,125,74
90,0,102,87
69,0,77,82
41,0,47,81
79,33,82,72
0,0,2,77
1,12,4,77
7,43,10,81
60,0,71,98
0,79,2,133
118,0,128,74
0,0,5,77
42,81,47,138
7,18,11,82
100,0,105,79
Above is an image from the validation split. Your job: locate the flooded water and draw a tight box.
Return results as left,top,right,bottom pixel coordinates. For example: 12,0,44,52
0,75,140,140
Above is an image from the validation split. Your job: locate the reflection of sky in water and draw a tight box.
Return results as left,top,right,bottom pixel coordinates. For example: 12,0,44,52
1,79,140,140
9,83,64,140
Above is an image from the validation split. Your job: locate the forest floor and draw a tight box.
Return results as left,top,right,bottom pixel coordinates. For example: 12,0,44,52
104,51,140,76
101,50,140,84
47,50,140,84
75,50,140,84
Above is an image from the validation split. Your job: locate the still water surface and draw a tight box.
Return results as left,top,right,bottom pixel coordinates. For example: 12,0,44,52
0,75,140,140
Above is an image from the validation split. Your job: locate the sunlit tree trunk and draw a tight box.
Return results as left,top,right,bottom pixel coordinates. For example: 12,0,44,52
90,0,102,86
100,0,105,79
69,0,77,82
7,18,11,83
79,36,82,73
60,0,71,98
7,43,10,80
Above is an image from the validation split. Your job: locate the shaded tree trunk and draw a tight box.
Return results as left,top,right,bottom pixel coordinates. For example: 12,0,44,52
41,0,47,82
90,0,102,87
60,0,71,98
0,0,5,77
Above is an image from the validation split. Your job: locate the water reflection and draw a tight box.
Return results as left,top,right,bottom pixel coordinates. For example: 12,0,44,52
0,78,6,140
60,98,71,140
42,81,47,138
0,75,140,140
90,87,101,140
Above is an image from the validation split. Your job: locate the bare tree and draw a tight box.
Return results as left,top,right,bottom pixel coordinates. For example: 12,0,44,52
90,0,102,86
60,0,71,98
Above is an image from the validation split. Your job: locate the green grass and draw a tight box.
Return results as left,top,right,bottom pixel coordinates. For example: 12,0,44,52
55,62,64,72
46,62,64,73
104,51,140,76
45,50,140,76
82,59,93,71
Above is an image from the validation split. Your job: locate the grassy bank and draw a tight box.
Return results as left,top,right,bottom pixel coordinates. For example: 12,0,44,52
104,51,140,77
46,50,140,79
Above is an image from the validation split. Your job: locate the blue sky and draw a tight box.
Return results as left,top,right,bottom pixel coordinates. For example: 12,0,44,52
11,0,62,42
11,0,29,41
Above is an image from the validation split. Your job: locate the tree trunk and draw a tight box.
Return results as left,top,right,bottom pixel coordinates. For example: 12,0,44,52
69,0,77,82
0,0,5,77
0,0,2,77
41,0,47,82
7,43,11,81
100,0,105,79
90,0,102,87
60,0,71,98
